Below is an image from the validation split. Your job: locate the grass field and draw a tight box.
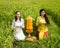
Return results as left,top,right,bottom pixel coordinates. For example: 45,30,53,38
0,0,60,48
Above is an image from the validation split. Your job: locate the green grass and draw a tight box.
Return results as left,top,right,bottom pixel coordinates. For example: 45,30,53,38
0,0,60,48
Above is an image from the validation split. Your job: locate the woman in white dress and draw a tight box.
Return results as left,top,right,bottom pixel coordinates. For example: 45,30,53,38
12,11,25,41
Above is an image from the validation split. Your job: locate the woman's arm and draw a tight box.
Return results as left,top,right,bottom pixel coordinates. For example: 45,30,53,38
36,17,40,26
12,19,15,29
22,19,25,28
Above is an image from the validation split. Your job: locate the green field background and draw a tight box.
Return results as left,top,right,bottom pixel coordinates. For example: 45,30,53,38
0,0,60,48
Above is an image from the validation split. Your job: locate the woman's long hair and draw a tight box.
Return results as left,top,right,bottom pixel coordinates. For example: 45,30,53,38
40,9,50,24
15,11,21,21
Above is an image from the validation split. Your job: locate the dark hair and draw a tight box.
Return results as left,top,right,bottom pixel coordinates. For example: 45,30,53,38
15,11,21,21
40,9,50,24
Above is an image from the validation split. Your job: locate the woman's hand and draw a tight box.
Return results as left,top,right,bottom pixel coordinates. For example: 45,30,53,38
20,26,22,28
38,22,47,25
16,26,22,28
16,26,20,28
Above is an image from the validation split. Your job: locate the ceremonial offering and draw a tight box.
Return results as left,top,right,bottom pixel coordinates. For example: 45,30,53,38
26,15,33,37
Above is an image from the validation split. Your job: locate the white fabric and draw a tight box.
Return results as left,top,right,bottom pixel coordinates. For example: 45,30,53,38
12,18,25,41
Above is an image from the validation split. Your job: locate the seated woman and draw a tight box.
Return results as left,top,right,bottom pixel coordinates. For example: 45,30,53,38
36,9,50,40
12,11,25,41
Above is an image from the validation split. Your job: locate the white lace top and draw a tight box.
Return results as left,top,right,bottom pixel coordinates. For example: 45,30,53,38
12,18,24,28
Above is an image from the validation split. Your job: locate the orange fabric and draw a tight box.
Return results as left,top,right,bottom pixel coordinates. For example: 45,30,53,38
44,31,48,36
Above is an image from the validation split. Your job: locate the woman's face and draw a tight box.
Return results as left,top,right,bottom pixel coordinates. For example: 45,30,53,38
41,11,45,17
16,12,21,18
